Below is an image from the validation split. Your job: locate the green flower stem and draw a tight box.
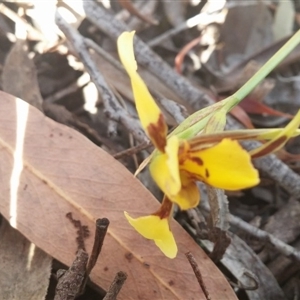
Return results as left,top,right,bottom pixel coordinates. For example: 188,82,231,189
225,28,300,111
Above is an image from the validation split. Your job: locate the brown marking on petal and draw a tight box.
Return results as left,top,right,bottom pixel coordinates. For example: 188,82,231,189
147,113,167,152
252,136,288,159
178,141,190,165
186,172,205,182
205,168,210,178
153,196,173,219
189,156,204,165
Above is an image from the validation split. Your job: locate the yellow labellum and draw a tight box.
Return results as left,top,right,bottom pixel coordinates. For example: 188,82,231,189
149,152,181,197
124,212,177,258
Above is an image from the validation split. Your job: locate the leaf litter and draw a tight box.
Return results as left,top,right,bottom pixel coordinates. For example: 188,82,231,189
0,1,300,299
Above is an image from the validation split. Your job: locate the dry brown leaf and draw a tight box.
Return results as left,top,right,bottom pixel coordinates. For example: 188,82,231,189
0,91,237,299
2,40,43,111
0,218,51,300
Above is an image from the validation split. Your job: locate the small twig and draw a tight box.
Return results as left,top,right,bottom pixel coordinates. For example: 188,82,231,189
148,11,213,47
86,218,110,275
103,271,128,300
185,252,211,300
84,38,124,72
79,218,110,295
54,249,89,300
117,0,158,25
113,141,152,159
175,35,202,74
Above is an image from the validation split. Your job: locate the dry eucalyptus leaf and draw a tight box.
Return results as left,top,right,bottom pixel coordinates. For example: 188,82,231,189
2,40,43,111
0,91,237,299
0,218,51,300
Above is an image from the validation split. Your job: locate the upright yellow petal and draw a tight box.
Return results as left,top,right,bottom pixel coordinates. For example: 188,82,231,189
149,140,181,197
117,31,168,152
124,212,177,258
165,136,181,190
180,139,259,190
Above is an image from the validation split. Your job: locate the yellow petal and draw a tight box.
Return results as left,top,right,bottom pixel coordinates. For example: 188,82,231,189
181,138,259,190
117,31,168,152
124,212,177,258
250,109,300,158
165,136,181,190
169,172,200,210
149,139,181,197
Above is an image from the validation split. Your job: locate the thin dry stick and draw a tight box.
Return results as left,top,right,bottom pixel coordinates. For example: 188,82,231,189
103,271,128,300
79,218,110,295
55,11,146,143
113,141,152,159
148,11,213,47
185,252,211,300
83,1,300,198
86,218,110,275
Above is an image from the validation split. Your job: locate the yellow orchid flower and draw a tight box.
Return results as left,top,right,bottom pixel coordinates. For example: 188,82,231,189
118,31,259,208
117,31,300,258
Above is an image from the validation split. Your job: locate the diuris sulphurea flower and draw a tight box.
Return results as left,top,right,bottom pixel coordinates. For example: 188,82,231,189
117,31,300,258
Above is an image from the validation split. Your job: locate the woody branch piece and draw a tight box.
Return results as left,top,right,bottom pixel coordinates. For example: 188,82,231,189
54,249,88,300
86,218,109,275
80,218,110,295
103,271,128,300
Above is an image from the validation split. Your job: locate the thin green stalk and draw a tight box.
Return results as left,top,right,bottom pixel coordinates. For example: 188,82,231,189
225,28,300,111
